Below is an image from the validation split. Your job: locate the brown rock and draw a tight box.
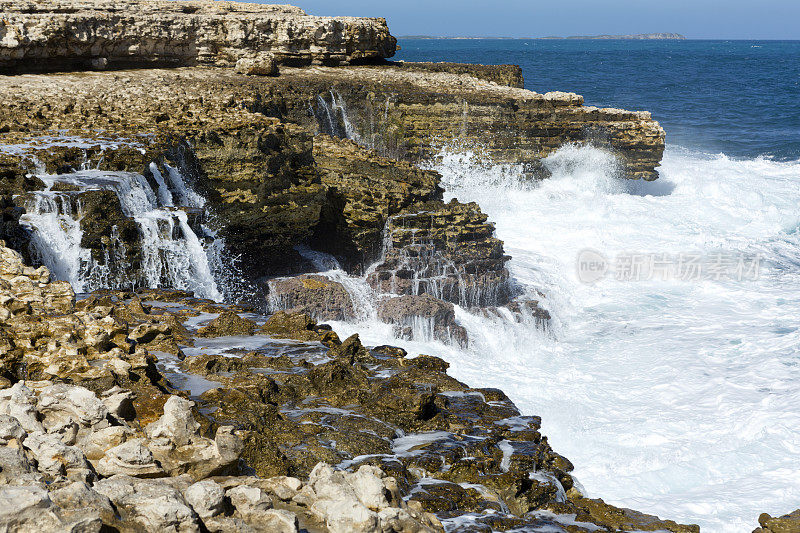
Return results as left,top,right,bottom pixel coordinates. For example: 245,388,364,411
197,311,257,338
377,294,468,346
267,275,355,321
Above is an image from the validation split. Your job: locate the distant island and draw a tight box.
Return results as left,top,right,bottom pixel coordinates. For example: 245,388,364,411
551,33,686,40
399,33,686,40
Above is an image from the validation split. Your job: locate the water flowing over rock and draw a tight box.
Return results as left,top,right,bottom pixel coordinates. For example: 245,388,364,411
0,2,715,530
268,274,356,322
377,294,468,347
0,0,397,73
368,200,512,308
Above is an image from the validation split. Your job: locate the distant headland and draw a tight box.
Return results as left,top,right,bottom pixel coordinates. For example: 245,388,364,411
399,33,687,40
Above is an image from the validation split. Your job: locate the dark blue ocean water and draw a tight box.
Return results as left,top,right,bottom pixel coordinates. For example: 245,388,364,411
396,40,800,161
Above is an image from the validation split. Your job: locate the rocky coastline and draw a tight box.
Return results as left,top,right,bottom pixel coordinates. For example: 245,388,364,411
0,1,787,531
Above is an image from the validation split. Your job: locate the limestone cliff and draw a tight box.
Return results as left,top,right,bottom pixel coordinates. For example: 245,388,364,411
0,0,396,72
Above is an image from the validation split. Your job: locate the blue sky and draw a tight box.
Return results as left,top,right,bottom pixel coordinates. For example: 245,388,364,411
273,0,800,40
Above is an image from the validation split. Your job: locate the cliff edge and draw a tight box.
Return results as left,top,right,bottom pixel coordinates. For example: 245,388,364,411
0,0,396,72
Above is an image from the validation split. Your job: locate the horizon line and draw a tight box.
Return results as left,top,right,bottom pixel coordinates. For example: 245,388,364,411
396,36,800,41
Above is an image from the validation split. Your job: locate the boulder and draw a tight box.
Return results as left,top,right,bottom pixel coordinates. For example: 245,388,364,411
0,484,66,532
37,383,110,430
49,481,117,527
235,53,279,77
183,480,226,519
144,397,243,479
197,311,256,338
94,475,201,533
377,294,468,346
307,463,435,533
268,275,356,321
368,200,512,308
95,438,164,478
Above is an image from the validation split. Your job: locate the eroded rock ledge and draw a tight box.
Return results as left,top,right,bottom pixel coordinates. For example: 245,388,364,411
0,0,396,73
0,63,665,181
0,241,700,532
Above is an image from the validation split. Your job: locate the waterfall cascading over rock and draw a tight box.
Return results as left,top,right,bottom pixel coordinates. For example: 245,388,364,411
17,158,226,301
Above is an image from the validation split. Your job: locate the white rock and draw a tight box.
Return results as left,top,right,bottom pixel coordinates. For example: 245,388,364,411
50,480,116,526
96,438,164,477
0,414,25,445
23,431,92,480
0,484,65,532
228,484,273,514
37,383,109,429
249,509,299,533
350,464,391,510
94,475,201,533
0,383,44,433
101,386,135,420
263,475,303,501
146,396,199,446
82,425,130,461
183,480,226,519
319,499,380,533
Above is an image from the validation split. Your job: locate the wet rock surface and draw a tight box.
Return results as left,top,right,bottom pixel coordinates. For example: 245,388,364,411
0,241,702,532
377,294,468,347
268,274,356,322
368,200,512,308
754,510,800,533
312,135,442,271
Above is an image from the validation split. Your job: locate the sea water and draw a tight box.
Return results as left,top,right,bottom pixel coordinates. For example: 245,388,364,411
326,39,800,531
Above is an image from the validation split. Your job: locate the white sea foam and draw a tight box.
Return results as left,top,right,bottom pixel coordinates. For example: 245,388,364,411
328,144,800,532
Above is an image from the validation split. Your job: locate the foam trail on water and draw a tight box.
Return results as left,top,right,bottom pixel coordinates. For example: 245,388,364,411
332,144,800,532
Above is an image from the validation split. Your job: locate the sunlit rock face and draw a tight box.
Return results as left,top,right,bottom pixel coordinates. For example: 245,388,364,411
0,0,397,73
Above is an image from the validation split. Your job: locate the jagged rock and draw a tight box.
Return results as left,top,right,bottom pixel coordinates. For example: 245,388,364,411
49,481,117,528
144,397,243,479
101,386,136,421
0,446,38,484
754,510,800,533
250,509,299,533
307,463,436,533
94,475,202,532
377,294,468,346
228,484,273,513
311,135,442,270
82,425,131,461
95,438,164,478
261,311,340,345
235,53,278,77
197,311,256,338
0,0,396,73
37,383,109,430
0,383,44,433
183,480,226,519
368,200,511,308
263,476,303,501
0,484,67,532
268,274,356,321
0,414,25,445
146,396,200,447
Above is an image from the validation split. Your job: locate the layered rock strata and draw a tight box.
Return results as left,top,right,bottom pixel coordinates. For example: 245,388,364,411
312,135,442,271
0,0,396,73
0,64,664,185
368,200,512,308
